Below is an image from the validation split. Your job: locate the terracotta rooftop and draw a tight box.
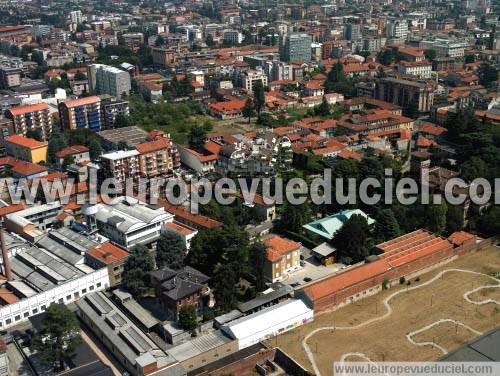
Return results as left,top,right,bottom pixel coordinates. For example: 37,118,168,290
163,221,196,236
55,145,89,158
448,231,476,246
61,96,100,108
7,102,49,116
264,235,301,263
135,137,172,154
158,199,223,229
5,135,47,149
87,242,129,264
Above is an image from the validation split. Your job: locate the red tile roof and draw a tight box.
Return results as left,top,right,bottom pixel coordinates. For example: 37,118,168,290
7,102,49,116
448,231,475,246
5,135,47,149
135,138,172,154
158,199,223,229
0,156,48,176
55,145,89,158
87,242,129,264
305,230,452,301
163,221,196,236
61,96,100,108
264,235,301,263
0,203,25,218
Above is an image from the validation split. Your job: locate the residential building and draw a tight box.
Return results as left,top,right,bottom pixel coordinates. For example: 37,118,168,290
385,20,409,39
76,292,183,376
149,266,210,320
177,145,218,174
100,97,130,129
0,67,21,89
396,61,433,79
375,77,434,112
0,156,48,180
99,149,140,186
279,33,312,63
55,145,90,166
85,242,129,287
151,47,177,67
59,96,102,131
161,221,198,251
87,64,131,99
264,235,301,283
223,30,243,45
4,135,47,163
135,137,180,178
344,23,361,41
84,196,174,249
5,103,53,139
241,69,268,93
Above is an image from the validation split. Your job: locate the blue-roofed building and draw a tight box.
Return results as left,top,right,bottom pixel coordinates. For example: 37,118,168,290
303,209,375,240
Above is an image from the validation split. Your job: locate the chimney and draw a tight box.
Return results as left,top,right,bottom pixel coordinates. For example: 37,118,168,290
0,226,12,281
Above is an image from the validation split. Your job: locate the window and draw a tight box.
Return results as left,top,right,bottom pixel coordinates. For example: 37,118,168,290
74,292,79,298
58,298,63,304
32,308,38,315
15,315,21,321
67,295,71,301
6,319,11,325
89,285,95,291
24,312,29,318
82,288,87,294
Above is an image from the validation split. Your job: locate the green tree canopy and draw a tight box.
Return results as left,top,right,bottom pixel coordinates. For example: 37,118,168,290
188,124,207,151
32,304,82,371
374,208,401,243
331,214,370,262
178,305,197,331
253,80,266,114
122,244,154,297
156,231,186,270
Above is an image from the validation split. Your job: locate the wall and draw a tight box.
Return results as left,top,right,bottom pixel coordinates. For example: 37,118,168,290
0,267,109,329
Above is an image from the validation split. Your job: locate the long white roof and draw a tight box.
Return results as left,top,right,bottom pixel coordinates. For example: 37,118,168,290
222,299,312,340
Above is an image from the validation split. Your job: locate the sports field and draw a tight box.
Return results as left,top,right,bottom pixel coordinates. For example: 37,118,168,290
271,246,500,376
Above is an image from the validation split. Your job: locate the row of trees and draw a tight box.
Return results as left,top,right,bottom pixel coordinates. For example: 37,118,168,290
47,126,103,164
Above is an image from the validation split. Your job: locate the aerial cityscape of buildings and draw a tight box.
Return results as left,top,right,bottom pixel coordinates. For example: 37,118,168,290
0,0,498,375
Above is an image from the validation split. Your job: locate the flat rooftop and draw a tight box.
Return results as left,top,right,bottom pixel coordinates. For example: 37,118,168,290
97,126,148,147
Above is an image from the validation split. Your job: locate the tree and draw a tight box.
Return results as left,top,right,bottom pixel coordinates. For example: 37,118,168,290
461,157,488,183
324,62,354,97
156,231,186,269
212,263,238,313
155,35,165,47
424,49,437,61
26,128,43,141
205,34,215,47
32,304,81,371
62,154,75,168
374,209,401,243
477,206,500,236
425,201,448,235
242,97,255,123
331,214,370,262
89,138,103,160
249,242,267,292
253,80,266,115
478,63,498,87
188,125,207,151
446,204,464,234
47,126,67,164
122,244,154,298
279,201,311,234
114,113,130,128
117,140,129,150
74,71,86,80
178,305,197,331
314,96,330,116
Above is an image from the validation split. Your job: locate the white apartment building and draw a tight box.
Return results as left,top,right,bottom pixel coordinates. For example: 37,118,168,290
421,39,468,58
397,61,433,79
87,64,131,99
223,30,243,45
385,20,409,39
241,69,268,94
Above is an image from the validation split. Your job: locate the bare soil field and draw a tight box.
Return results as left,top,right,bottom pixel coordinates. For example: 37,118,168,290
271,247,500,376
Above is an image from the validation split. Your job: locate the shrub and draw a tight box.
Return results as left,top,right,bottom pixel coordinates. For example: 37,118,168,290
382,278,389,290
407,280,411,286
415,277,420,282
399,276,406,285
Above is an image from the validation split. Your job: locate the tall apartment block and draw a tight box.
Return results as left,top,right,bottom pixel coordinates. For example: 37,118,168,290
279,33,312,63
87,64,131,99
99,150,140,186
59,96,102,131
5,103,53,139
100,96,130,128
135,136,180,178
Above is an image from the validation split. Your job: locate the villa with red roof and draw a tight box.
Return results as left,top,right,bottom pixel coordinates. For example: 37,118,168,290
4,135,48,164
264,235,302,282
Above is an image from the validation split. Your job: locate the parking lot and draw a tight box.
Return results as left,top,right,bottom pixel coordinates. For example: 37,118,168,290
280,247,345,288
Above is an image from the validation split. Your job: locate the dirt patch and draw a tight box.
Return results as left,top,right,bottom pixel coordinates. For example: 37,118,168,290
411,321,480,354
271,247,500,375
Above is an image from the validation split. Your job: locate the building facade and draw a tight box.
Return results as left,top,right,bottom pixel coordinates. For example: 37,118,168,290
87,64,131,99
59,96,102,131
5,103,53,139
